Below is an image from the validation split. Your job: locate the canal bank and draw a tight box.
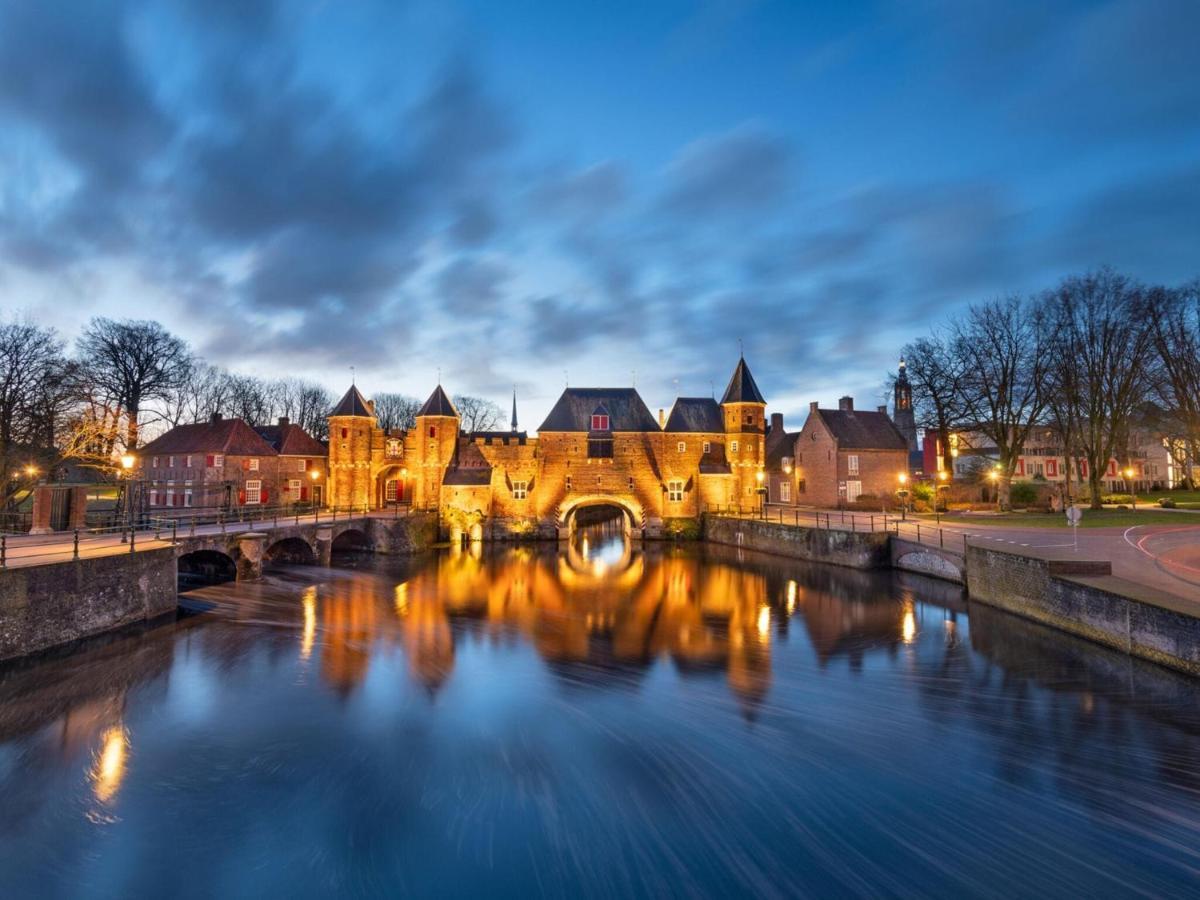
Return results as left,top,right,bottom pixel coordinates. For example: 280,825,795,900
702,513,1200,677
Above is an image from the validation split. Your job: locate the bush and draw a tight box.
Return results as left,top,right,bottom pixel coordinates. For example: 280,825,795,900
1101,493,1134,505
663,518,701,540
1159,498,1177,509
845,493,885,512
1009,482,1038,505
910,482,934,503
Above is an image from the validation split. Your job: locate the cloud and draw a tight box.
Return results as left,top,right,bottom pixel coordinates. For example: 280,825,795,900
659,125,792,217
435,256,512,315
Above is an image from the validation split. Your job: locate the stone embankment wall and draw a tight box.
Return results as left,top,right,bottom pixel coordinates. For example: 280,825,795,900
966,544,1200,677
703,516,891,569
0,547,178,663
366,513,438,555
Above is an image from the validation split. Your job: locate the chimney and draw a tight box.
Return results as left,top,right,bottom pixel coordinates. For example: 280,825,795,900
278,416,290,428
809,401,819,414
210,412,223,423
770,412,784,434
877,405,887,415
838,396,854,412
658,408,665,428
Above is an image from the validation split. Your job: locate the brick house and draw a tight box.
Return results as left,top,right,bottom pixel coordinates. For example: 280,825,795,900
765,413,797,505
254,417,329,507
791,397,909,508
138,414,326,513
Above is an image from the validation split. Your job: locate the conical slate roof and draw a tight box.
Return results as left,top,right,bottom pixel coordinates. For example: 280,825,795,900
418,384,458,417
721,357,766,405
331,384,373,417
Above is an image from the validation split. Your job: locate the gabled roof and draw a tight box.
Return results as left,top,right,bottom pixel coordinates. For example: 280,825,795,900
537,388,660,433
331,385,373,418
664,397,723,433
418,385,458,417
140,418,278,457
254,422,327,457
765,426,797,470
721,357,766,405
811,409,908,451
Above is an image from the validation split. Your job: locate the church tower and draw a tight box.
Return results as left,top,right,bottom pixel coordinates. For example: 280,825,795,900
329,384,375,509
412,384,460,510
720,355,767,509
893,359,918,453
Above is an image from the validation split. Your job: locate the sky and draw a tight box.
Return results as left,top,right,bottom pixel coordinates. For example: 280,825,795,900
1,0,1197,431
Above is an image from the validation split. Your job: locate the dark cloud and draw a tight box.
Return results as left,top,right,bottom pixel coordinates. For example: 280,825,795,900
659,125,792,217
528,162,628,221
435,256,511,315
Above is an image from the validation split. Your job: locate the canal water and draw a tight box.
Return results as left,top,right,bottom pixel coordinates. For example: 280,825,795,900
1,523,1199,898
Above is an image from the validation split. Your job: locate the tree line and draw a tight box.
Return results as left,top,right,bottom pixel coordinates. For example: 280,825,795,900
1,314,508,508
899,269,1199,508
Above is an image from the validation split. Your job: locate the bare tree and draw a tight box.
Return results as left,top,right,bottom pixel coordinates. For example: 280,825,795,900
1143,281,1200,488
372,393,422,432
224,374,273,425
0,318,68,506
896,333,968,474
453,394,504,433
1043,270,1152,508
76,318,192,450
951,295,1050,510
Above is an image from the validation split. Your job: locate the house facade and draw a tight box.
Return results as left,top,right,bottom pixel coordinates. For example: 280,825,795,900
327,357,770,539
138,414,327,513
788,397,910,508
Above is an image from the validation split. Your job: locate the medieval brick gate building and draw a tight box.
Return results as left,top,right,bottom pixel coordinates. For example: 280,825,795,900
327,357,771,541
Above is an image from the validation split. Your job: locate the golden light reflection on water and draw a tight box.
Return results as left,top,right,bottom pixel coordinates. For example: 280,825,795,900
294,526,927,711
301,586,317,661
90,725,128,805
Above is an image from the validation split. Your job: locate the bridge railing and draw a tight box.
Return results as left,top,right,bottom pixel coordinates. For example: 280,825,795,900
0,521,166,568
703,504,972,554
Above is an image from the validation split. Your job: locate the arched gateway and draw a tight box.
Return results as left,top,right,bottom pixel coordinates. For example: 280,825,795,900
557,495,644,539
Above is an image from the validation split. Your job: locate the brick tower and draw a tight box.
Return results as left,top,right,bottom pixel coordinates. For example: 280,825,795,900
412,385,460,510
329,384,375,510
720,355,767,509
893,359,918,453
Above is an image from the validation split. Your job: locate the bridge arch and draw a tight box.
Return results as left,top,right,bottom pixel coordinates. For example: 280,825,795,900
331,527,373,556
558,494,643,539
265,536,317,565
178,548,237,588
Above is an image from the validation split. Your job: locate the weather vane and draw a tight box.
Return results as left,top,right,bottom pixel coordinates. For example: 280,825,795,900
350,365,355,385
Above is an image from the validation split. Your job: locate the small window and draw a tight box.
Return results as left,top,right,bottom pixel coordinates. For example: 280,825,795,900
847,454,859,475
341,427,348,439
703,441,711,453
152,457,159,468
385,480,398,502
244,479,262,504
628,476,635,491
782,456,793,470
587,437,614,459
185,455,193,468
213,454,225,468
590,414,609,431
168,456,176,468
780,481,791,503
249,458,259,471
731,440,739,453
596,475,602,488
798,479,807,494
289,479,301,495
667,480,684,502
149,490,158,506
184,489,193,508
512,481,528,500
677,441,686,453
297,458,307,472
429,425,437,438
566,475,573,491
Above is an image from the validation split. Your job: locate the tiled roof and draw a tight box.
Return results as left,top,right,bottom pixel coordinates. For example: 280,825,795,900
418,385,458,417
331,384,373,417
254,423,327,457
538,388,660,433
140,418,278,457
815,409,909,450
721,357,766,405
664,397,723,433
765,426,797,470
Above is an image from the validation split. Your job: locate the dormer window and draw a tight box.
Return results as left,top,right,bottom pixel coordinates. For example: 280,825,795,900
590,414,609,431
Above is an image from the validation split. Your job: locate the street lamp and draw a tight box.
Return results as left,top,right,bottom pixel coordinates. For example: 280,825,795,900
755,469,766,519
1124,466,1136,510
935,470,949,524
119,454,136,542
896,472,910,521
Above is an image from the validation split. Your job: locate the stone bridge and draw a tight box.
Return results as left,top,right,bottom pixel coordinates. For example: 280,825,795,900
889,536,965,584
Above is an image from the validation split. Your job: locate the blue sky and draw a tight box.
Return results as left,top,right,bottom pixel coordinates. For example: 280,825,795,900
1,0,1197,429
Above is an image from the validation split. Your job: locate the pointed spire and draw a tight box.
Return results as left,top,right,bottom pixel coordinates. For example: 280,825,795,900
721,356,766,405
417,384,458,418
511,386,518,432
331,384,372,417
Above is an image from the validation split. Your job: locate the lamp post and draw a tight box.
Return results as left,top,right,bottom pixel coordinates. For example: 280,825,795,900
1124,466,1136,511
935,470,949,524
308,468,320,510
755,469,766,519
119,454,136,542
896,472,909,521
988,467,999,505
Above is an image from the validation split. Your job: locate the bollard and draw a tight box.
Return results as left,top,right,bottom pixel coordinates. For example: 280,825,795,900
74,528,80,560
916,523,921,542
274,514,278,530
940,529,944,549
871,515,875,532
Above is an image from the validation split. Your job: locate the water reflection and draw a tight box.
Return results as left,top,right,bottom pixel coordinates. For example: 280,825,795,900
1,525,1199,896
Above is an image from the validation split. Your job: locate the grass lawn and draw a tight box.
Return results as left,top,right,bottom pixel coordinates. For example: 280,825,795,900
923,508,1198,529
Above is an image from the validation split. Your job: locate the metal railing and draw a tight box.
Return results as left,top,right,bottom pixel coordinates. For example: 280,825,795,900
704,504,975,555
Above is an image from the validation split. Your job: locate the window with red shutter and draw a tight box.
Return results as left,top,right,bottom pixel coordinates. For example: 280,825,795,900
300,486,308,501
206,454,215,467
260,488,268,504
